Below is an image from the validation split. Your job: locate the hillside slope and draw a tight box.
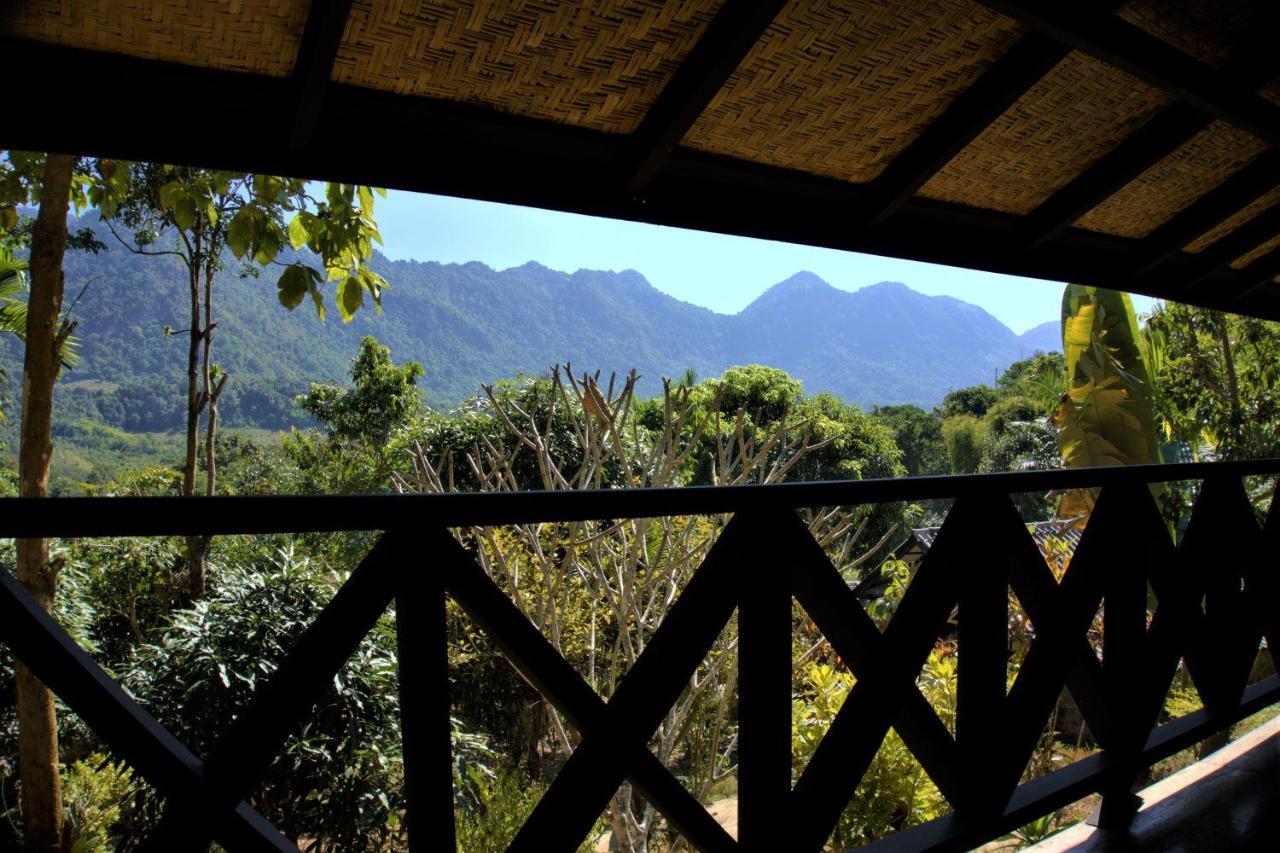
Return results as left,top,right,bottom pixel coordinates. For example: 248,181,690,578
0,217,1061,432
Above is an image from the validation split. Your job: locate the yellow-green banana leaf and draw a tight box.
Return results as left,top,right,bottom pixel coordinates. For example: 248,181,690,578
1052,285,1160,518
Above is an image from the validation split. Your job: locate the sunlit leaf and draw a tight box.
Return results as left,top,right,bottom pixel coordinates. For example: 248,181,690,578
337,275,363,323
1053,285,1161,520
276,264,311,310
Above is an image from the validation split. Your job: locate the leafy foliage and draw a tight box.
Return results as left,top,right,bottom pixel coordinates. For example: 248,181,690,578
120,548,407,850
299,336,424,451
93,165,387,323
793,655,955,847
942,385,998,418
941,414,985,474
998,352,1067,413
870,404,946,477
60,756,137,852
1053,286,1159,517
1144,302,1280,461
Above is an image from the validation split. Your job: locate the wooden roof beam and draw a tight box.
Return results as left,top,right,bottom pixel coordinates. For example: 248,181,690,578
1159,203,1280,296
289,0,355,152
1020,27,1280,253
864,1,1132,227
862,33,1070,226
626,0,788,196
1019,106,1209,252
8,37,1279,321
1127,149,1280,279
978,1,1280,145
1228,248,1280,309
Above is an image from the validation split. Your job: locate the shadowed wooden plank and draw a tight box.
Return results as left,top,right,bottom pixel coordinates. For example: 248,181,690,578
509,517,746,851
397,564,455,851
147,532,406,847
788,500,965,851
737,509,793,850
434,526,738,852
289,0,355,150
627,0,788,194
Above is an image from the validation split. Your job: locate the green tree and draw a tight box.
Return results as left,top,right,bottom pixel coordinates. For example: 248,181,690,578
941,384,998,418
94,164,387,595
690,364,803,423
298,336,424,478
941,414,985,474
0,151,86,848
1144,302,1280,460
983,395,1040,437
871,404,946,477
997,352,1066,412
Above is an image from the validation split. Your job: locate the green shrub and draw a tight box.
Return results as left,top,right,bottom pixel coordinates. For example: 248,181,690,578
61,755,138,851
941,415,985,474
793,657,954,847
454,762,602,853
942,385,998,418
983,395,1041,436
71,536,185,669
119,547,407,850
455,765,545,853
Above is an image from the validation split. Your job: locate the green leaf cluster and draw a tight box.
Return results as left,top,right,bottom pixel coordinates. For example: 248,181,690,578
93,162,387,324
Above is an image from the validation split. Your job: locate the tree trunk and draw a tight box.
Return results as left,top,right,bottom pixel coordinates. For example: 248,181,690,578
1211,313,1256,456
202,264,225,500
16,152,74,851
182,252,207,597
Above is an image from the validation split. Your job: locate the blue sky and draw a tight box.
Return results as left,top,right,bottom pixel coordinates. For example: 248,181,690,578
373,190,1156,335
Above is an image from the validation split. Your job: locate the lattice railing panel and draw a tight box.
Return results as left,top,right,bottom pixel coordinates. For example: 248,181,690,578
2,467,1278,852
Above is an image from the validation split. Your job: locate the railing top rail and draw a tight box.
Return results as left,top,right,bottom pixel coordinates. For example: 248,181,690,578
1,459,1277,539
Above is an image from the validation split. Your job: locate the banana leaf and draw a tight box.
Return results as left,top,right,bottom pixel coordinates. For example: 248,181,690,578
1052,285,1160,519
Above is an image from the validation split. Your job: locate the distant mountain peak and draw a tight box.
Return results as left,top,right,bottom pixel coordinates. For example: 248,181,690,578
859,280,911,293
31,214,1065,427
741,271,837,315
774,270,834,291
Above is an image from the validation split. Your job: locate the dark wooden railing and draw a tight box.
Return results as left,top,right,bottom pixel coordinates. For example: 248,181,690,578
2,459,1279,851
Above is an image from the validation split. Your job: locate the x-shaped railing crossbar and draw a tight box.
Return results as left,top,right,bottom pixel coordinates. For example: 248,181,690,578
1,471,1278,851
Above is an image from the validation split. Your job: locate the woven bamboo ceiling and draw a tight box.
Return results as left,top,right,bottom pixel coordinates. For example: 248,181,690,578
4,0,1280,317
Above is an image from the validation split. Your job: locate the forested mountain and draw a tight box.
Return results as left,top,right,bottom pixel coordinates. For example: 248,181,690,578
0,217,1060,434
1017,321,1062,356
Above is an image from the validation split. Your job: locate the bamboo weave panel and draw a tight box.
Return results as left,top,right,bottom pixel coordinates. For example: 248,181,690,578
331,0,724,133
1,0,310,76
682,0,1025,185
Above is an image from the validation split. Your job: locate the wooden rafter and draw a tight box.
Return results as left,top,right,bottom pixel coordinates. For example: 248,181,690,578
863,32,1071,226
1020,30,1280,252
1229,247,1280,308
1127,149,1280,280
1171,203,1280,296
5,29,1280,319
289,0,355,151
1020,105,1209,252
625,0,788,196
978,1,1280,145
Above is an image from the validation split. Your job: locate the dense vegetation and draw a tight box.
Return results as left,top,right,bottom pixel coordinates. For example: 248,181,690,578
0,217,1058,451
2,177,1279,850
1,313,1273,849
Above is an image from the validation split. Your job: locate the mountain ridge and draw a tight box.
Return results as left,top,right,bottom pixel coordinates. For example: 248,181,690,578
0,216,1062,434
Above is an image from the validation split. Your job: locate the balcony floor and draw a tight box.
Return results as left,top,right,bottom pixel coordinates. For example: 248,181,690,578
1031,713,1280,851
